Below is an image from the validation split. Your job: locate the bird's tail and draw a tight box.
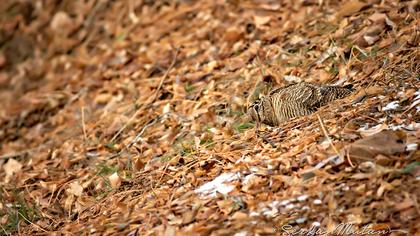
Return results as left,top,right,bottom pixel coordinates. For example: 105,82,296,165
343,84,354,90
319,84,354,105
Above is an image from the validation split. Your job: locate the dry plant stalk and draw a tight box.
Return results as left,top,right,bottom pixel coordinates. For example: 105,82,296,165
317,114,340,156
110,47,180,144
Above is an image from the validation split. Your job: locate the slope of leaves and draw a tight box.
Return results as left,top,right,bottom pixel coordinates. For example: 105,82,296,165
0,0,419,235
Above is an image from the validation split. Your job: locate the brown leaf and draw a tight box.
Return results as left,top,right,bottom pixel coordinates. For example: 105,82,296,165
347,130,406,163
368,13,387,24
109,172,121,188
94,93,113,105
364,86,384,95
0,53,6,69
226,57,247,71
68,181,83,197
231,211,248,221
216,199,234,215
253,15,272,28
50,11,76,37
163,226,176,236
133,157,145,171
241,174,265,193
3,158,22,178
394,198,414,211
336,0,367,19
224,28,243,43
181,208,198,225
351,23,385,47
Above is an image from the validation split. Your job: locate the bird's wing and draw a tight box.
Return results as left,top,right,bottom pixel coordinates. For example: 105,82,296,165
318,85,353,105
274,99,316,124
300,83,323,107
270,83,321,106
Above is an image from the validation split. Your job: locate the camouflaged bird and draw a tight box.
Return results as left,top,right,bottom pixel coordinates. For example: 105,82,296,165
247,82,354,127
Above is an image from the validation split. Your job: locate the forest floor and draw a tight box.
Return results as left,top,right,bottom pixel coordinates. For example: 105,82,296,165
0,0,419,235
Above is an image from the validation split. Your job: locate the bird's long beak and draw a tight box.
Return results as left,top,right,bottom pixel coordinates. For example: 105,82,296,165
255,122,260,136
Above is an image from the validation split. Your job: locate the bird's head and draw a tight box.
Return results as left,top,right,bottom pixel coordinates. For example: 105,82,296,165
247,99,264,123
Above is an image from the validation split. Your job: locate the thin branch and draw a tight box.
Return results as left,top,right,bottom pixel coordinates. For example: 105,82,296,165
81,106,87,142
109,106,144,144
0,150,31,160
255,54,266,77
346,148,355,168
0,224,10,236
17,211,48,233
261,135,277,148
109,47,180,144
317,114,340,156
128,116,161,148
151,47,180,103
402,98,419,115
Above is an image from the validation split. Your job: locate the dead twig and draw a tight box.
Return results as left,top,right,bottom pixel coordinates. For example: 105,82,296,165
0,150,33,160
317,114,340,156
401,98,420,115
109,47,180,144
260,134,277,148
128,116,162,148
81,106,87,142
0,224,9,236
346,148,355,168
17,211,48,233
106,115,162,159
109,106,143,144
151,47,180,103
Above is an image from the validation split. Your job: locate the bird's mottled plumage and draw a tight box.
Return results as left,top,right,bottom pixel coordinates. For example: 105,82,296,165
247,82,354,126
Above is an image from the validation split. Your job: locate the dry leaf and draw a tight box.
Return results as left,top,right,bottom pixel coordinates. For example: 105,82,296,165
163,226,176,236
336,0,367,19
226,57,247,71
253,15,271,27
133,157,145,171
3,158,22,177
68,181,83,197
347,130,406,163
95,93,113,105
224,28,243,43
182,208,198,225
50,11,74,36
109,172,121,188
394,199,414,211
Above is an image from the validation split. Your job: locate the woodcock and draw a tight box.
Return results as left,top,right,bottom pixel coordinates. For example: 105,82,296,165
247,82,354,126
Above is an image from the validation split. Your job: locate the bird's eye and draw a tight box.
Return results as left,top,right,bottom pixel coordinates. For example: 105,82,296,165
251,101,260,110
248,101,263,122
253,103,259,110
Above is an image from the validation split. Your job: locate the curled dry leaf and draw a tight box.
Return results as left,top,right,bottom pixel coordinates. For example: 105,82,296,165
241,174,265,193
358,123,388,137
